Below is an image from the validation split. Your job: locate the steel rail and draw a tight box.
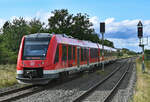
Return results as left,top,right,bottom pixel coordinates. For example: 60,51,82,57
0,71,85,102
72,58,129,102
103,59,132,102
0,85,35,97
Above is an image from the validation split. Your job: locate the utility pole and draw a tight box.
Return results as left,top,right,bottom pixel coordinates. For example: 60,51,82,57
137,21,145,73
100,22,105,71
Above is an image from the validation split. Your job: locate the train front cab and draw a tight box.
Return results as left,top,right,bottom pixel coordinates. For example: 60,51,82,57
16,33,55,84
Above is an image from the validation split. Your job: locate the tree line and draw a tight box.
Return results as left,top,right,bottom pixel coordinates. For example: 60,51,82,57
0,9,114,64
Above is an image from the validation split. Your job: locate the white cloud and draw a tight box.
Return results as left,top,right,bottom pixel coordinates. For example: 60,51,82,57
105,18,115,24
0,11,54,29
0,18,6,28
9,11,54,25
90,17,150,36
104,18,139,33
89,16,99,30
35,11,53,25
107,38,140,51
89,17,150,51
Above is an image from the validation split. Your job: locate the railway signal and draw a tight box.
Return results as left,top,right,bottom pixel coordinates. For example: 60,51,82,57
100,22,105,71
100,22,105,33
137,21,143,44
137,21,145,73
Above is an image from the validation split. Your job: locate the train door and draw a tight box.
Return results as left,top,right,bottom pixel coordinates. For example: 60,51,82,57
87,48,89,66
77,47,80,67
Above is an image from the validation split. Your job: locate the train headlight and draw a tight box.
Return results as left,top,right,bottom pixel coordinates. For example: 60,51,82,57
22,61,26,66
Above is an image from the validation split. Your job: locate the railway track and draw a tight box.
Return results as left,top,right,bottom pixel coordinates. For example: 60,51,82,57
0,70,86,102
0,84,43,102
0,85,35,97
72,58,132,102
103,59,132,102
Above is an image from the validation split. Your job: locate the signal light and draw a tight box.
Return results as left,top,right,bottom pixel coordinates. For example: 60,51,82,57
100,22,105,33
138,27,143,38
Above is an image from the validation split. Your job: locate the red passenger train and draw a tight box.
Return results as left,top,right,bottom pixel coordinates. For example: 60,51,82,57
16,33,118,84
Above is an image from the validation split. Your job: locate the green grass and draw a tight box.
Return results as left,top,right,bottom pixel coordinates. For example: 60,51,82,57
0,64,17,88
132,58,150,102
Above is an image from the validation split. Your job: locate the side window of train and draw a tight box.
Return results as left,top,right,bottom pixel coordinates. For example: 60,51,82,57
81,48,84,61
100,49,102,56
92,48,97,58
93,48,96,58
90,48,94,58
95,48,98,58
73,46,76,60
84,48,86,60
54,45,59,63
62,45,67,61
68,45,72,60
90,48,91,58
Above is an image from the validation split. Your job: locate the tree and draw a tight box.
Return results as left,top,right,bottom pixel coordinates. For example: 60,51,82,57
99,39,114,48
2,17,30,53
48,9,114,47
48,9,73,34
29,18,45,34
71,13,94,40
48,9,96,41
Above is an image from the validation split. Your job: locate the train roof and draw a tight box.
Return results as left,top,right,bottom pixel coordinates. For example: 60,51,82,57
54,34,117,50
24,33,117,50
55,34,99,48
25,33,52,38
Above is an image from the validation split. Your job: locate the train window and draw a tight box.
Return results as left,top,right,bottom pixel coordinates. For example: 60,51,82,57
90,48,93,58
97,49,98,57
62,45,67,61
92,48,94,58
92,48,98,58
96,49,98,58
95,49,96,58
81,48,84,61
68,45,72,60
90,48,95,58
95,48,97,58
54,45,59,63
84,49,86,60
93,48,95,58
100,49,102,56
73,46,75,60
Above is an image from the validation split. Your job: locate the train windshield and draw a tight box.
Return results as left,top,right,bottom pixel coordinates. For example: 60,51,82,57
23,38,50,60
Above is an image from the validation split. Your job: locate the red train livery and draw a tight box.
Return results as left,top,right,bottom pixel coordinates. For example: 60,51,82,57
16,33,118,84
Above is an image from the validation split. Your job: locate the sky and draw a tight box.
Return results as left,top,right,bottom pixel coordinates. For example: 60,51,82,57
0,0,150,52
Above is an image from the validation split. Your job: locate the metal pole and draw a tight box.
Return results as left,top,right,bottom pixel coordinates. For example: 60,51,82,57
102,33,104,71
140,38,142,45
142,45,145,73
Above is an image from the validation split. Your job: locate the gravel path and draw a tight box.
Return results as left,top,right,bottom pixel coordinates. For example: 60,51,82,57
15,60,124,102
